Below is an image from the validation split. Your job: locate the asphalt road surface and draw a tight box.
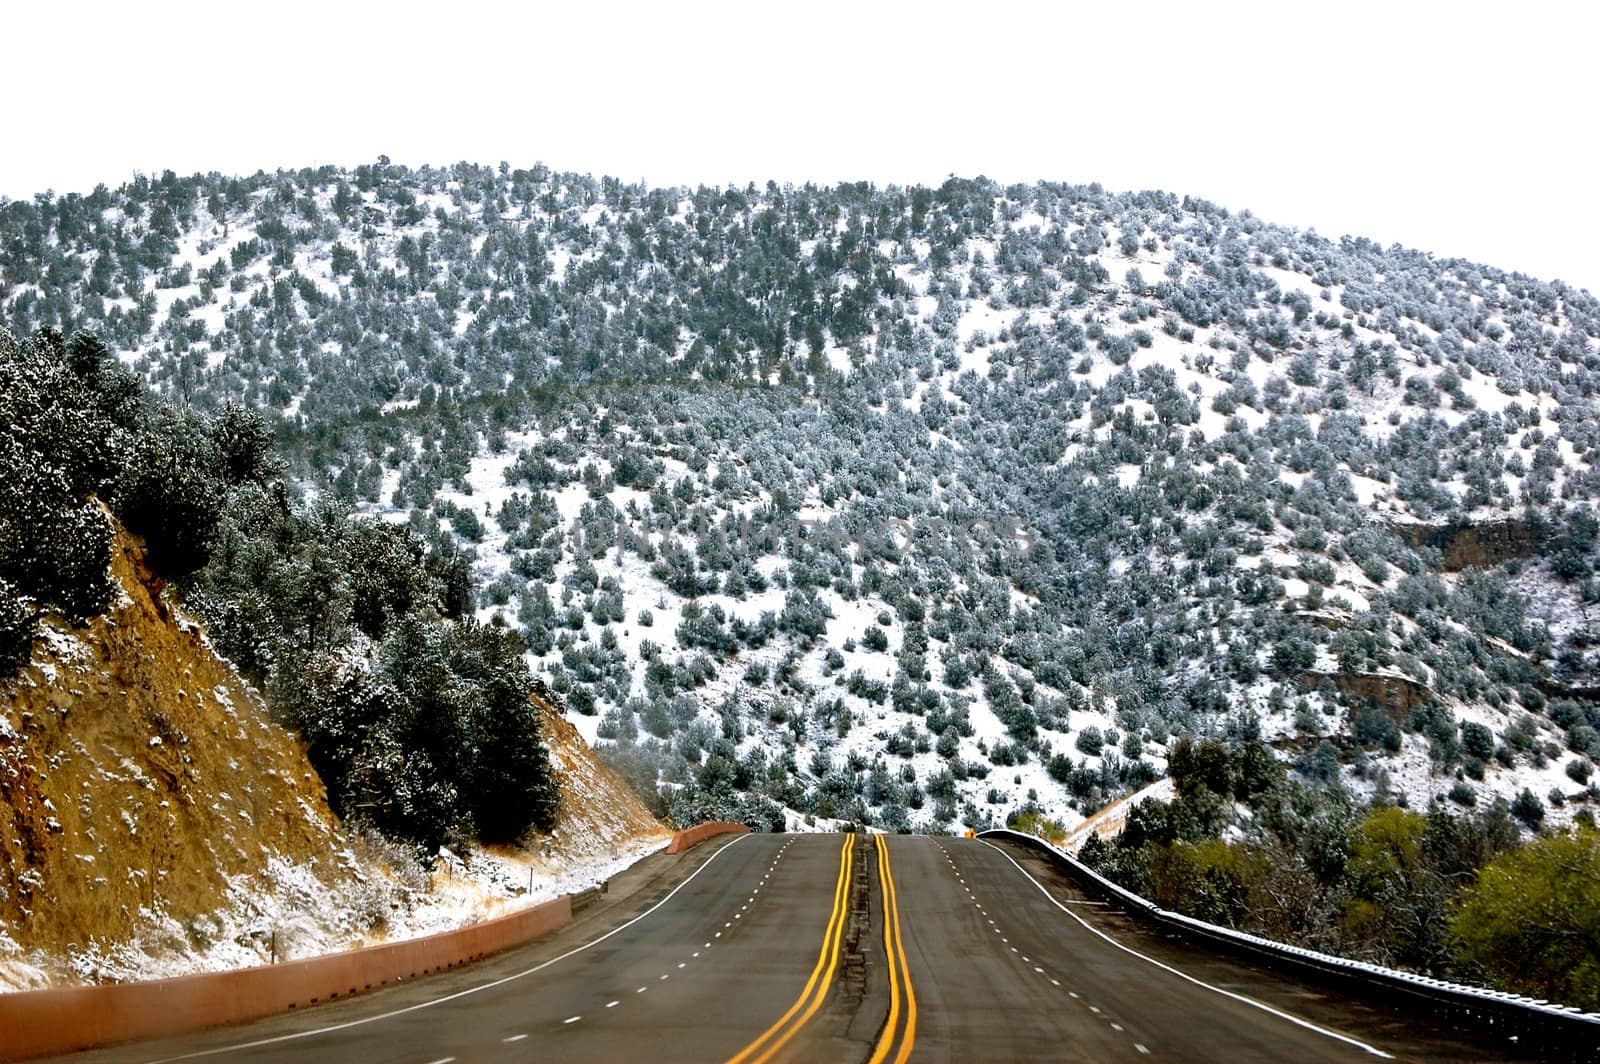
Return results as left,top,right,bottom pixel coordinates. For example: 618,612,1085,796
45,833,1532,1063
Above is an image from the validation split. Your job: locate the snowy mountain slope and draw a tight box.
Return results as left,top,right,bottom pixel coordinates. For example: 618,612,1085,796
4,164,1598,835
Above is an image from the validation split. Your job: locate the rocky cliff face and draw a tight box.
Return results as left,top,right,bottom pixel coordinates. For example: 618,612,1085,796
1395,519,1538,572
1299,670,1434,717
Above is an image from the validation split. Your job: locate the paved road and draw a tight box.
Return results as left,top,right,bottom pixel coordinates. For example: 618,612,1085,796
47,833,1530,1063
904,837,1521,1063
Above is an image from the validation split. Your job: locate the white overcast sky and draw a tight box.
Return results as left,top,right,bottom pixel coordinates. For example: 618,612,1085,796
6,0,1598,292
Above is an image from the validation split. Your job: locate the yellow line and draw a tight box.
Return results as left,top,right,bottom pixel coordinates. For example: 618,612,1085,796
723,835,853,1064
886,836,916,1064
866,835,901,1064
750,836,855,1064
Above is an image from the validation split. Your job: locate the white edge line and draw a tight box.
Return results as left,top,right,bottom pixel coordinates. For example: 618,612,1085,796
147,833,755,1062
978,840,1394,1060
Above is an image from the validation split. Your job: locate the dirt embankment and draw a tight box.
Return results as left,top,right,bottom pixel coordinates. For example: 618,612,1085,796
0,524,669,990
1061,777,1176,854
0,526,362,989
536,701,669,857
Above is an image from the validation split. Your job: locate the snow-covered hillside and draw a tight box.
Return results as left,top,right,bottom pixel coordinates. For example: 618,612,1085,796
4,164,1597,835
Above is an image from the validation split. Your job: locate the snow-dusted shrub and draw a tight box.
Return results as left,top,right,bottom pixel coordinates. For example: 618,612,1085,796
0,330,117,625
114,411,225,579
0,577,37,677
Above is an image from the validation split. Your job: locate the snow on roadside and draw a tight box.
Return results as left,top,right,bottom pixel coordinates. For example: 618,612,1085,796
10,832,670,989
382,831,669,943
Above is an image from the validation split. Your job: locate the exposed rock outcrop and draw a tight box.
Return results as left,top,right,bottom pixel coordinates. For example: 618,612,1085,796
1394,518,1537,571
1298,670,1434,716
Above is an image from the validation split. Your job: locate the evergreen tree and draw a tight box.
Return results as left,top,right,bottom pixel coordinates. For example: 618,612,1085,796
115,411,225,578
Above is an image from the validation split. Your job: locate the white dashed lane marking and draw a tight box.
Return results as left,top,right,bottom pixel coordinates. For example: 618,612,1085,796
943,844,1154,1060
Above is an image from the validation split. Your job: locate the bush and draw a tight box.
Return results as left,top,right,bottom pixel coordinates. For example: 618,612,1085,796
1353,700,1401,753
1460,721,1495,761
1,329,127,499
1510,788,1544,828
1008,808,1066,843
0,578,38,676
1451,825,1600,1011
0,470,113,625
115,412,225,579
346,521,428,639
285,616,559,859
450,623,559,842
0,332,119,622
210,402,277,486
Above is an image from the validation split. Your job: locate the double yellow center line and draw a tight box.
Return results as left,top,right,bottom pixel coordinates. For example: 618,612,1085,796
724,835,855,1064
724,835,917,1064
869,833,916,1064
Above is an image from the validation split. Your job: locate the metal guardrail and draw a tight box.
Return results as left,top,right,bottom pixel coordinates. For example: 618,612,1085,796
570,881,607,912
978,828,1600,1060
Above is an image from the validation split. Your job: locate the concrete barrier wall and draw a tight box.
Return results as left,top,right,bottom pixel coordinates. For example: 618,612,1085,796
0,894,571,1062
665,821,750,855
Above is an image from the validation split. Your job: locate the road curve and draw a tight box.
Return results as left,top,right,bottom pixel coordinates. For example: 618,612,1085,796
42,833,1531,1064
45,834,861,1064
896,836,1524,1062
